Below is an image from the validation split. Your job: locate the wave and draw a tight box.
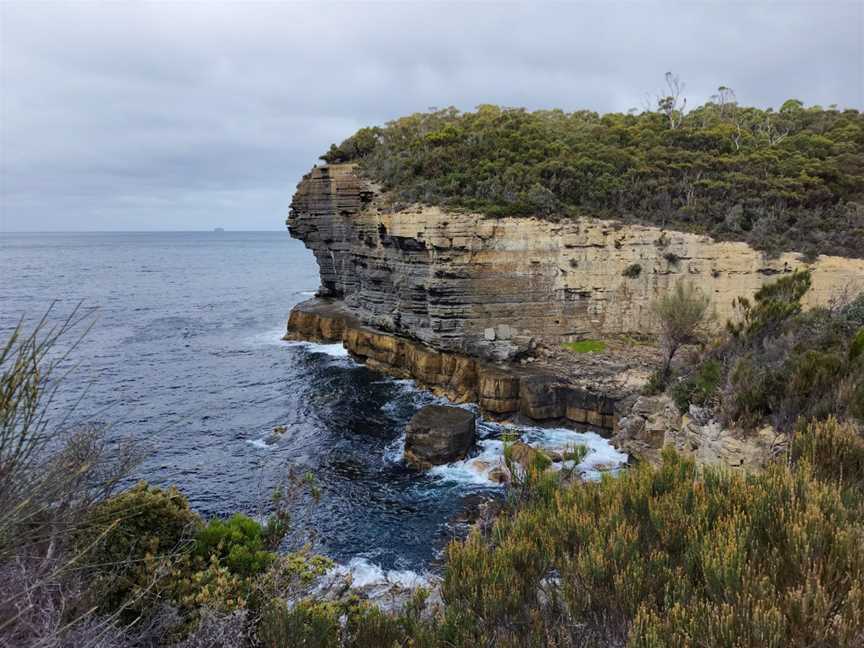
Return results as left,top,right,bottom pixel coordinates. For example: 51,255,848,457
426,422,628,487
284,340,350,358
245,329,350,359
427,438,507,486
328,556,430,590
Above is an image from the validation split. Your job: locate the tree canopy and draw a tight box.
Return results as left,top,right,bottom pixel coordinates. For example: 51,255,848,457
321,97,864,258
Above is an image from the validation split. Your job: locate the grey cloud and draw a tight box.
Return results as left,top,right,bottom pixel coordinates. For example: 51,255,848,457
1,1,861,231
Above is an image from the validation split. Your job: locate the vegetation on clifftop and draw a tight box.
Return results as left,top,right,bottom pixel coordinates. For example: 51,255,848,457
321,83,864,258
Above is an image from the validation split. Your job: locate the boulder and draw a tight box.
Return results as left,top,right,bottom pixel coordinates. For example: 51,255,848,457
404,405,476,468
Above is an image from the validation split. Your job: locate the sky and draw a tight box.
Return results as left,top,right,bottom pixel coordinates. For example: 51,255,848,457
1,1,862,232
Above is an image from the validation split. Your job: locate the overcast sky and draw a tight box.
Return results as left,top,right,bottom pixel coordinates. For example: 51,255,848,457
1,1,862,232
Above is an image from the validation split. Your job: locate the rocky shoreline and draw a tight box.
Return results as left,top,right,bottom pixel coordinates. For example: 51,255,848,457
285,297,646,434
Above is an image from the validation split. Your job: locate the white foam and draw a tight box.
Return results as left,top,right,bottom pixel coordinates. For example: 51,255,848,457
283,340,350,358
246,438,273,450
330,557,429,590
427,438,507,487
427,424,627,487
247,327,291,347
383,432,406,463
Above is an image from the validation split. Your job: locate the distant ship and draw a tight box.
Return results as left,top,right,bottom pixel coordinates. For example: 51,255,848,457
213,227,225,232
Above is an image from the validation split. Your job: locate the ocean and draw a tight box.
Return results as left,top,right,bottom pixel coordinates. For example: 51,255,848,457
0,231,625,575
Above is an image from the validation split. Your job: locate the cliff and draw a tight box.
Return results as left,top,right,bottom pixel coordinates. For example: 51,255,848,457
289,163,863,351
286,163,864,445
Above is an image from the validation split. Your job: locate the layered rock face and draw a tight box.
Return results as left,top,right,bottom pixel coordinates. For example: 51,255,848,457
286,163,864,451
289,164,864,359
285,298,625,430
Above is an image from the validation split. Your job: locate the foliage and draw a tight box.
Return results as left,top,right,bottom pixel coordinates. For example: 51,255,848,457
258,598,341,648
791,417,864,492
0,307,147,648
664,272,864,432
652,281,710,381
77,481,202,618
320,99,864,258
562,339,607,353
669,358,722,410
622,263,642,278
727,270,812,341
437,447,864,647
194,514,275,578
257,590,437,648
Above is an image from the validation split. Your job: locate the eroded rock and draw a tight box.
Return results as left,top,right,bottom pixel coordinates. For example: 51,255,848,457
614,395,788,469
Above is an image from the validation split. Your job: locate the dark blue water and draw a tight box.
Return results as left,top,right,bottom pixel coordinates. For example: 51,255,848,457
0,231,623,574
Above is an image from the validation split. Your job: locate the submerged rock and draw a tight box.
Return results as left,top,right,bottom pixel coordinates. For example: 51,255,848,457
403,405,476,468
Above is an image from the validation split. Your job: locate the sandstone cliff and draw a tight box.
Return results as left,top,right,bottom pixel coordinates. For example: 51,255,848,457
285,162,864,448
289,164,864,360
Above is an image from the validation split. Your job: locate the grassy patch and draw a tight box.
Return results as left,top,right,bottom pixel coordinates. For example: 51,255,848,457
562,339,607,353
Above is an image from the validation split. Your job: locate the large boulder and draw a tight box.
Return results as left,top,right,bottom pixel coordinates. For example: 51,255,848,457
403,405,476,468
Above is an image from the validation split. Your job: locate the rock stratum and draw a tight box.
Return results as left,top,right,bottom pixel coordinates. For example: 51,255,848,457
285,162,864,456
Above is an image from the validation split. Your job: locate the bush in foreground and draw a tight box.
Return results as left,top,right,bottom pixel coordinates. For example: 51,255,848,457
438,427,864,647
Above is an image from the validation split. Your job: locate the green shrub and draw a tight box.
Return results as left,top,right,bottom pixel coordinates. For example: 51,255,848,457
670,358,722,410
438,448,864,647
622,263,642,278
844,294,864,327
850,327,864,361
258,599,341,648
728,270,812,341
643,368,668,395
723,356,784,427
791,417,864,491
77,481,202,617
195,513,275,578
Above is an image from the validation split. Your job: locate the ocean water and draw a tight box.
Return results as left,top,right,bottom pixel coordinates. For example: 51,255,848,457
0,231,626,574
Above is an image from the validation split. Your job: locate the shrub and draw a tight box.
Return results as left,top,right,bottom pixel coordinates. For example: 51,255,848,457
652,281,710,379
791,417,864,491
843,293,864,327
622,263,642,278
670,358,722,410
673,274,864,432
728,270,811,342
194,513,275,578
258,599,341,648
851,327,864,361
438,448,864,646
643,368,668,395
77,481,202,618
